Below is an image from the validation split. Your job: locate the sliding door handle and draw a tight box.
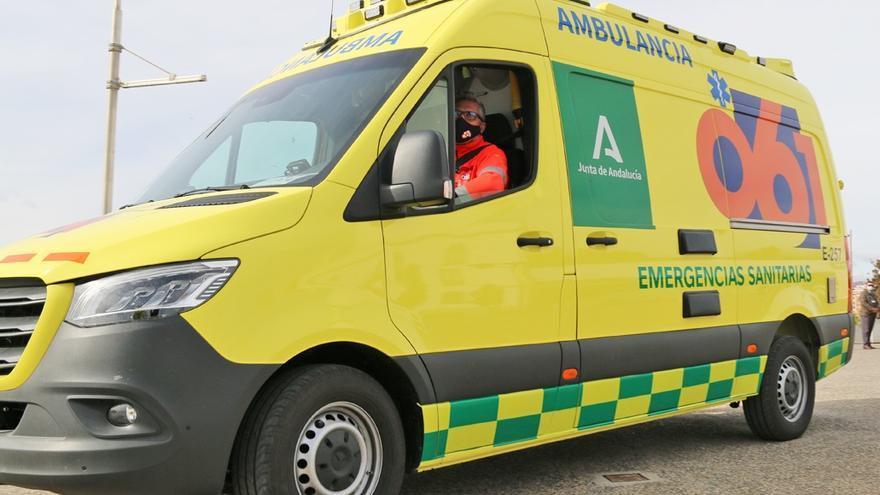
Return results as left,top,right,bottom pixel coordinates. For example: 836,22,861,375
586,236,618,246
517,237,554,248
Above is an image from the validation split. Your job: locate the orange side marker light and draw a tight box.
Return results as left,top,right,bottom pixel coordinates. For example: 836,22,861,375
562,368,579,381
841,328,849,338
44,252,90,264
746,344,758,354
1,253,36,263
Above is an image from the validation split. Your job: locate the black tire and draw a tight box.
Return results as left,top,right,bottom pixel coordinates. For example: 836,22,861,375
231,365,406,495
743,335,815,441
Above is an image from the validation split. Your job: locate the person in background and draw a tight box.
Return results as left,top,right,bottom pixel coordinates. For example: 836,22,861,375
453,96,508,202
860,282,878,350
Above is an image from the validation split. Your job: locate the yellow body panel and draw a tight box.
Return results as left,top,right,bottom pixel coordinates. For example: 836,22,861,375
539,0,847,342
185,181,418,362
0,188,311,284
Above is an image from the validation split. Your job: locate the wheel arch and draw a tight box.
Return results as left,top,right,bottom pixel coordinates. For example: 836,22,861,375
233,341,433,474
774,313,821,367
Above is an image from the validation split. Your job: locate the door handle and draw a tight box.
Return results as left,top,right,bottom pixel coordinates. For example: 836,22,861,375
517,236,554,248
586,236,618,246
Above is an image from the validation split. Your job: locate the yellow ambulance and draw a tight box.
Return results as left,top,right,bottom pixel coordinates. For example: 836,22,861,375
0,1,853,494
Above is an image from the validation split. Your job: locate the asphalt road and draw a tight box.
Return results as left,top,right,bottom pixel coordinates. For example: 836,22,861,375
2,344,877,495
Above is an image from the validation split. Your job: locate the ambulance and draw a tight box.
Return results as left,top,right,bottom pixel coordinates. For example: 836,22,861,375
0,1,853,494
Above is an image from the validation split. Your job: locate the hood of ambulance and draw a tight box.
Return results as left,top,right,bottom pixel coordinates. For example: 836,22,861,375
0,188,311,285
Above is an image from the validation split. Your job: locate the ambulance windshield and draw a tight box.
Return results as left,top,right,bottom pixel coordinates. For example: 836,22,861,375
139,48,424,202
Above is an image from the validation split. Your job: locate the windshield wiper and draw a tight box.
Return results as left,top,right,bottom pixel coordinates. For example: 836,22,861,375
173,184,251,199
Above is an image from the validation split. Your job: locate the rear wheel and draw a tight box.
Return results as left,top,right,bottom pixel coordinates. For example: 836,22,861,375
232,365,405,495
743,335,815,441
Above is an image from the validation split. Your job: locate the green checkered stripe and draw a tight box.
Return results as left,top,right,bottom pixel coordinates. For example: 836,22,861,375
420,355,767,464
818,337,849,379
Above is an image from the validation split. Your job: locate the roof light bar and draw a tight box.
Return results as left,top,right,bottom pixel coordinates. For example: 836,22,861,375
364,4,384,20
664,24,680,34
693,35,708,44
571,0,591,6
349,0,364,12
632,12,649,23
756,56,767,66
719,42,737,55
405,0,426,4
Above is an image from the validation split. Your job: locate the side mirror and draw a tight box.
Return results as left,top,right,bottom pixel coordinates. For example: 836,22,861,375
381,131,452,208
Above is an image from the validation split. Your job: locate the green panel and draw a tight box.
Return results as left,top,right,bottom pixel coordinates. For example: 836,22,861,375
619,373,653,399
421,430,448,461
735,356,762,376
494,415,541,446
578,402,617,429
683,364,712,387
706,379,733,402
649,390,681,415
449,396,499,428
818,362,827,378
553,61,653,229
543,384,581,413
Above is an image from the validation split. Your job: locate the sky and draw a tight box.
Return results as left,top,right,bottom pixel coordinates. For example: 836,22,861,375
0,0,876,279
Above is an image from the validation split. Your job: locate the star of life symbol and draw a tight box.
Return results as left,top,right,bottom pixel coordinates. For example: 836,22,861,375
707,70,731,108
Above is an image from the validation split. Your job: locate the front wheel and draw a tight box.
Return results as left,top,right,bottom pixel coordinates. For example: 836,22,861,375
231,365,405,495
743,335,816,441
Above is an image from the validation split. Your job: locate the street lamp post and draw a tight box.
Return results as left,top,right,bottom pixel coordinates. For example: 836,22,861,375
103,0,123,215
102,0,207,214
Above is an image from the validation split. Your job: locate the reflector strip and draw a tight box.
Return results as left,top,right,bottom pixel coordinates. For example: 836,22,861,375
818,337,849,379
44,252,90,264
0,254,36,263
419,355,768,464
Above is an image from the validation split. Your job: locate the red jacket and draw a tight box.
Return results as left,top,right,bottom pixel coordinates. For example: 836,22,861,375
454,136,508,200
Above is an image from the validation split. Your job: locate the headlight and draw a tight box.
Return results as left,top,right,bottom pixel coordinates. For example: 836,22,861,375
66,260,238,328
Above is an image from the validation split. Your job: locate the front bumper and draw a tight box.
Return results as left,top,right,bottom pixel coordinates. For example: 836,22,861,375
0,317,278,495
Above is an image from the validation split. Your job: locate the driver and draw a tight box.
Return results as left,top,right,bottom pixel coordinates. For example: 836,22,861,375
454,96,508,201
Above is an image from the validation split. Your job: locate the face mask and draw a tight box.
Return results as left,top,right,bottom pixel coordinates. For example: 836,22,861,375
456,116,482,144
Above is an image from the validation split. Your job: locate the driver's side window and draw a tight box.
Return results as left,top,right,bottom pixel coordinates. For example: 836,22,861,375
402,64,536,208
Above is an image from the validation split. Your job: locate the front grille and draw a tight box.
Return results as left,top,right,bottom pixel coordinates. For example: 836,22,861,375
0,284,47,376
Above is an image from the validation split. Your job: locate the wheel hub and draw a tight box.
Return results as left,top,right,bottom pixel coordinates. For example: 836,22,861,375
316,428,361,489
776,355,808,422
294,403,382,495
